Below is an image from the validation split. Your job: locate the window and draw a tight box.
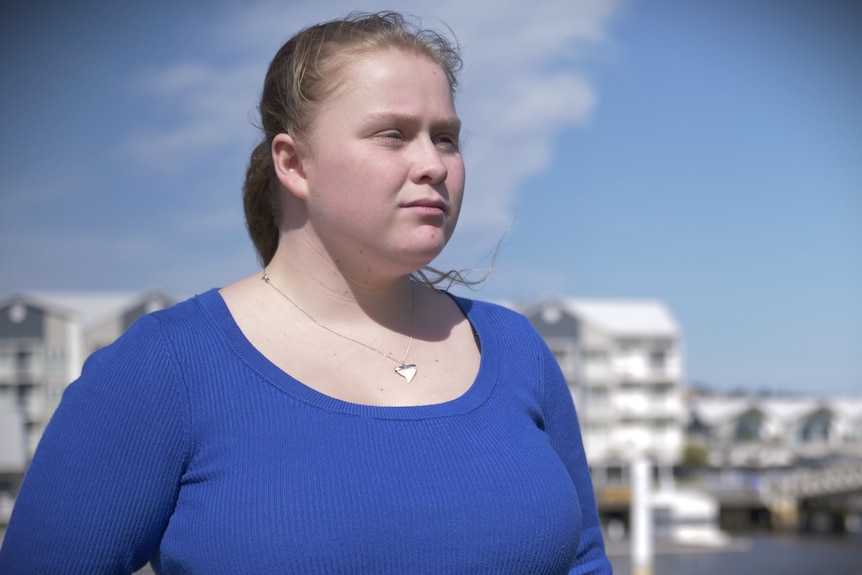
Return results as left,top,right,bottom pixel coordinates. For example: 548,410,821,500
734,412,763,442
650,350,666,373
798,413,831,443
586,387,609,408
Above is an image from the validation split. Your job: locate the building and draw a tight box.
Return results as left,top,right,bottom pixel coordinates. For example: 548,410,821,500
0,291,173,495
508,298,685,487
682,392,862,533
685,393,862,468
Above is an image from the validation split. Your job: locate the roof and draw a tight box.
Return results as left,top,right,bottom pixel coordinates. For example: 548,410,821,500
1,291,165,329
827,397,862,419
563,299,679,338
690,397,754,426
759,397,825,423
690,395,854,426
495,297,680,339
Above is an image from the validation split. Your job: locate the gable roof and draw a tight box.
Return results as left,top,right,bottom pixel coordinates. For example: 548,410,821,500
691,397,754,426
689,395,854,428
497,297,680,340
0,291,168,329
563,299,679,338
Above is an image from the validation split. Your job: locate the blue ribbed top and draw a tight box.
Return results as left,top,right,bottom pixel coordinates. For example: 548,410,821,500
0,289,610,574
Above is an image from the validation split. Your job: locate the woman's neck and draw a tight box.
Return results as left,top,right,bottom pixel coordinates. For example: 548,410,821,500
264,241,417,329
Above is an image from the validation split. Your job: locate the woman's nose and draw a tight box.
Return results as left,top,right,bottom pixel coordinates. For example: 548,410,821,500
412,138,448,184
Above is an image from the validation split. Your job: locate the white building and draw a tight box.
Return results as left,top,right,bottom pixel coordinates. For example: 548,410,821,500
510,298,685,486
0,290,173,488
686,393,862,468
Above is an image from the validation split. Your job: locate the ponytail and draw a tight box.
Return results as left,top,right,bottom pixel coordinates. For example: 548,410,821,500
243,140,280,266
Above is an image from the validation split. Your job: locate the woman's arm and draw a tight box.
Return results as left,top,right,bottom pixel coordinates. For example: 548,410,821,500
540,342,613,575
0,315,192,574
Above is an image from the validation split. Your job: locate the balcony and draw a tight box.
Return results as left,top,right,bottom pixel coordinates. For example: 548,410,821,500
611,393,682,419
0,365,46,386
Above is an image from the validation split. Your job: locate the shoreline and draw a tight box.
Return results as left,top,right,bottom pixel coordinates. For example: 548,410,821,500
604,535,752,557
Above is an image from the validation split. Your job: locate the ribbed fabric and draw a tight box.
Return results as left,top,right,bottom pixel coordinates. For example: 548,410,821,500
0,290,611,575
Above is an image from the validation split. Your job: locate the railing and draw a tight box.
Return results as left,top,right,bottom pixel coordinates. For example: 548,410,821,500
0,366,45,384
611,395,682,418
762,463,862,500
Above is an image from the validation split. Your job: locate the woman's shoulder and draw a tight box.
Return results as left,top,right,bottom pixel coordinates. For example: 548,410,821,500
128,288,222,335
88,288,225,368
444,292,531,326
445,292,551,356
69,289,230,410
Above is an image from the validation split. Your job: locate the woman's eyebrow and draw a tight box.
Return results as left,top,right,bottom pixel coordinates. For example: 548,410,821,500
363,112,461,132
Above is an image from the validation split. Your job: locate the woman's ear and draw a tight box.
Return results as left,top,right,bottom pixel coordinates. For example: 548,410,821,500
272,133,310,200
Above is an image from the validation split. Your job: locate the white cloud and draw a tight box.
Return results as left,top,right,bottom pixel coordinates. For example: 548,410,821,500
124,0,622,261
125,62,262,172
427,0,621,262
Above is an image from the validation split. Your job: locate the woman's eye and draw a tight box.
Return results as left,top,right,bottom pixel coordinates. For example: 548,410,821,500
377,131,405,142
435,134,460,151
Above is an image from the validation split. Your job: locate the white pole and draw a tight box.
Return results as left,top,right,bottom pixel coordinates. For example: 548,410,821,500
631,456,653,575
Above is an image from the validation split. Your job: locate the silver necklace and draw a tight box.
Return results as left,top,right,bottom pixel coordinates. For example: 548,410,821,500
262,272,417,383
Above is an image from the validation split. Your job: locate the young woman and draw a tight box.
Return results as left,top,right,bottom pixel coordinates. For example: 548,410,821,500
0,12,611,574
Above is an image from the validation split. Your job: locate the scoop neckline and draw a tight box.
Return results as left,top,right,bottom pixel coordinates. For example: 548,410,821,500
197,288,498,420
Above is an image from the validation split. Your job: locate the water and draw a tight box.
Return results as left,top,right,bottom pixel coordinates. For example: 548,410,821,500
5,529,861,574
608,534,862,575
130,533,862,574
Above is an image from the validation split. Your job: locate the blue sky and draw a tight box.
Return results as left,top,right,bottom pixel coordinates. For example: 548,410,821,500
1,0,860,396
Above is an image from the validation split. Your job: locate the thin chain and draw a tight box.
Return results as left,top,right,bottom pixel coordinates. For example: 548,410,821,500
262,272,414,366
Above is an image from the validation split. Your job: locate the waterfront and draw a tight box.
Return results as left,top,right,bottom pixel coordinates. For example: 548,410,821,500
128,534,862,574
608,533,862,575
122,533,862,574
2,528,860,573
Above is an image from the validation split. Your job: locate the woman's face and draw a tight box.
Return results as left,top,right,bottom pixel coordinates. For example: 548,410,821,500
299,49,465,278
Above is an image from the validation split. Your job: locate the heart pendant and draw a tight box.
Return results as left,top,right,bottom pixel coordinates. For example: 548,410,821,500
394,364,417,383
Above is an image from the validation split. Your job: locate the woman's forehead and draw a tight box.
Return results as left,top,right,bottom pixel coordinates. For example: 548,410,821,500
331,48,450,91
